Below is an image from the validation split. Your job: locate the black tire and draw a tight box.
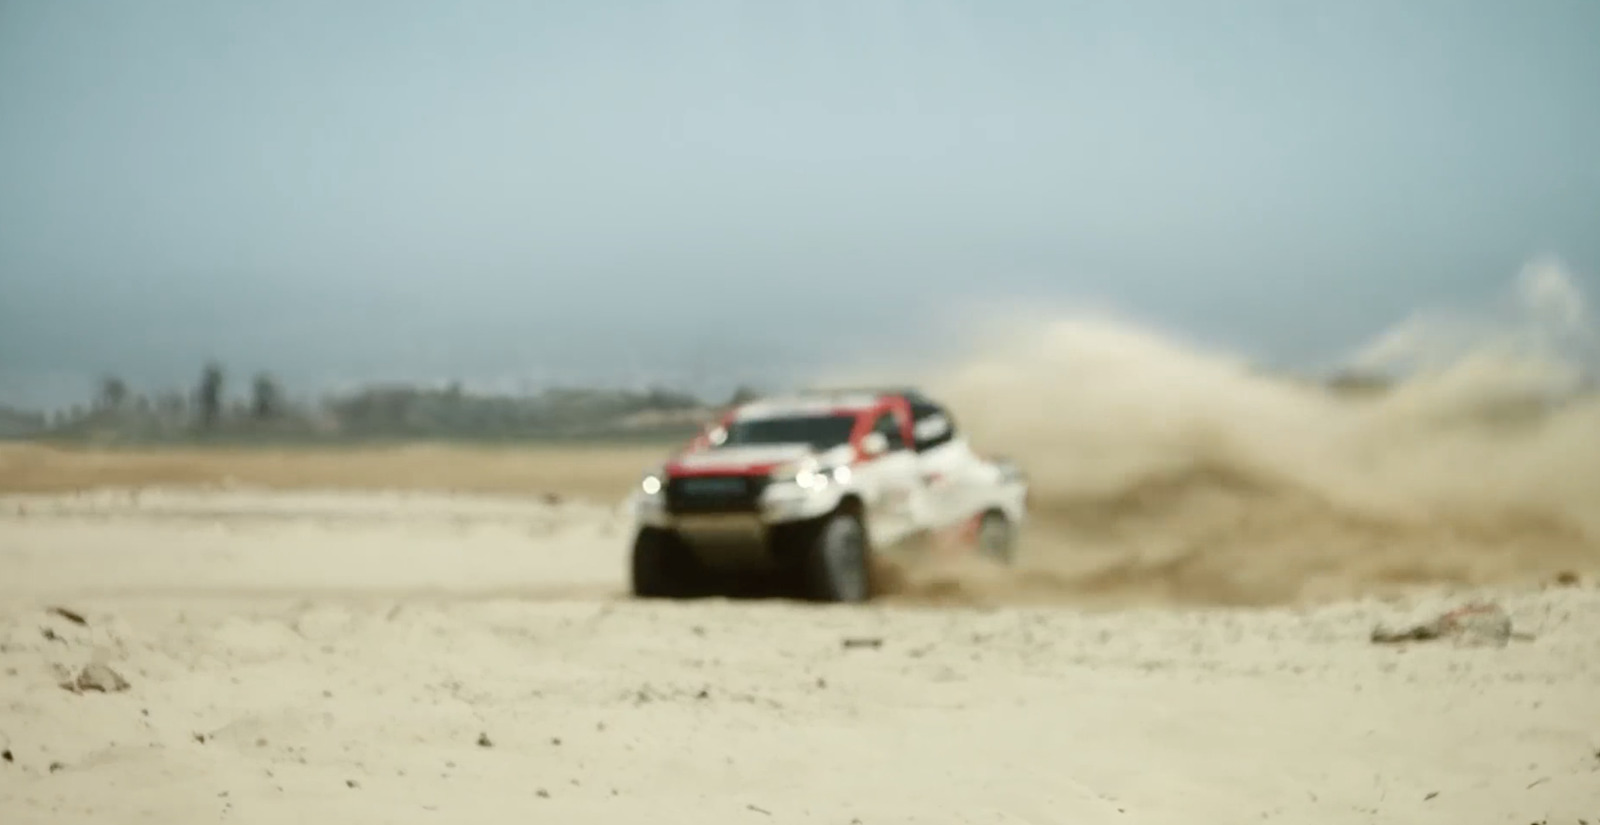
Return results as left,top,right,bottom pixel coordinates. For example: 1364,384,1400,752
630,527,707,599
801,510,873,603
974,509,1016,564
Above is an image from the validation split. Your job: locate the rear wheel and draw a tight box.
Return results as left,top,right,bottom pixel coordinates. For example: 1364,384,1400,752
975,510,1016,564
801,510,872,603
631,527,708,598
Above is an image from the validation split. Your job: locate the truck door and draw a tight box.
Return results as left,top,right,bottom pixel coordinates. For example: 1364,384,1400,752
909,401,975,531
858,408,921,548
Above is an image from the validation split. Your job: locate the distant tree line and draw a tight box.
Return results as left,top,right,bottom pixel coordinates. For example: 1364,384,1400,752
2,362,768,445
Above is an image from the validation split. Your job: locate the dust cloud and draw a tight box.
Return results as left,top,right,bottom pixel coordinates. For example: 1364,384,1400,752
874,259,1600,607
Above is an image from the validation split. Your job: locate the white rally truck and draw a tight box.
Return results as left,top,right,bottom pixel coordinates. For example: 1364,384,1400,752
626,387,1028,602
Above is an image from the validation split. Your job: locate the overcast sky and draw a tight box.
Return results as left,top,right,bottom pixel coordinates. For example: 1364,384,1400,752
2,0,1597,406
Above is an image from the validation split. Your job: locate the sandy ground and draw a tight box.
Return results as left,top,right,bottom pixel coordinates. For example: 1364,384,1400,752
2,472,1597,824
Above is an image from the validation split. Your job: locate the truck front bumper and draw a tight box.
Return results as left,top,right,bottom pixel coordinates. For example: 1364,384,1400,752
632,482,842,569
633,480,840,530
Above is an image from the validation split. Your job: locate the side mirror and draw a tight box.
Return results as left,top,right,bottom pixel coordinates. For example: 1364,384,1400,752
859,432,889,457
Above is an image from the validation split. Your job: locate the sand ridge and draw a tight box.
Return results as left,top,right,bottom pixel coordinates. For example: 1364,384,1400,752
0,442,663,502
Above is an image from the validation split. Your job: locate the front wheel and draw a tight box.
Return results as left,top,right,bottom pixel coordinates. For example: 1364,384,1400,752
801,510,873,603
630,527,708,599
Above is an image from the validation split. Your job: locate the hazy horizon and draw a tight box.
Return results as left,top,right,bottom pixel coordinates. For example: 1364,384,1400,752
3,0,1598,408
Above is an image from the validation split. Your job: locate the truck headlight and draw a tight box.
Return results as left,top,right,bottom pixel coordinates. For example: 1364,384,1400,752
639,471,664,496
775,460,851,491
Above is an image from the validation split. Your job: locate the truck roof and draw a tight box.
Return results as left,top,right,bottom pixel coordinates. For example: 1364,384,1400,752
797,385,930,401
726,386,934,422
731,393,881,421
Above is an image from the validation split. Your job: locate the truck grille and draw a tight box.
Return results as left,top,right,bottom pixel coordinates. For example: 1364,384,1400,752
665,474,769,515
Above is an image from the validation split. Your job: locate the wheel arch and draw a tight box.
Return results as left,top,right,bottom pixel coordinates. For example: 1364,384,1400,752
834,492,866,520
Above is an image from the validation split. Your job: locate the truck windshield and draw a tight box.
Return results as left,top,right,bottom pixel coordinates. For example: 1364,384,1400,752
718,414,856,451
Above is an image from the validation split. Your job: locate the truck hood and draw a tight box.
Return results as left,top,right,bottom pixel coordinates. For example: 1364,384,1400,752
668,443,815,476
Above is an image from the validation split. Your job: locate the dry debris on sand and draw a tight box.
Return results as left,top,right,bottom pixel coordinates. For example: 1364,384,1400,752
57,663,131,695
1369,601,1520,647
